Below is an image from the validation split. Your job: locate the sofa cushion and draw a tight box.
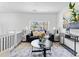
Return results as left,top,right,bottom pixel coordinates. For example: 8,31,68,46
33,31,45,37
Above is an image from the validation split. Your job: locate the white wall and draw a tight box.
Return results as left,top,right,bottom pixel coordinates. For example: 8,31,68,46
20,13,57,33
0,13,23,35
57,7,68,33
0,13,57,35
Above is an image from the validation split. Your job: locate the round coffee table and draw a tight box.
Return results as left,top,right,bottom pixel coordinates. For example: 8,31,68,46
31,39,52,57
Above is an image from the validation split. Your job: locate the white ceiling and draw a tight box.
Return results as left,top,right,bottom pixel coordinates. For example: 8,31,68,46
0,2,69,13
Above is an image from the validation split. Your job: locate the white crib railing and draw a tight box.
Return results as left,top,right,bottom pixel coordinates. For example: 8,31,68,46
0,32,23,55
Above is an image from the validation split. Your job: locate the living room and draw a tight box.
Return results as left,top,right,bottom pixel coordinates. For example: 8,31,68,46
0,1,79,57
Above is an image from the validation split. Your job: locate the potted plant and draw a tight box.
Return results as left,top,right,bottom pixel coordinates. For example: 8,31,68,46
68,2,79,29
39,32,45,42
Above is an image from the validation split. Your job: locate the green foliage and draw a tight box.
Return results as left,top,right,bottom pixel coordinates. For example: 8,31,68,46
69,2,75,9
69,2,78,23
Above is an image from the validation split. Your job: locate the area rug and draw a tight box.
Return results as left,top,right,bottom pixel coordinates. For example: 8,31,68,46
9,46,74,57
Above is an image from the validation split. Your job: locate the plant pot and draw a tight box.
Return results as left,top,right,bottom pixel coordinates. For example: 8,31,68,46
68,22,79,29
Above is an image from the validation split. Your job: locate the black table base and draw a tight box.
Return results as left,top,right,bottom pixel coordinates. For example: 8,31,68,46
32,48,50,57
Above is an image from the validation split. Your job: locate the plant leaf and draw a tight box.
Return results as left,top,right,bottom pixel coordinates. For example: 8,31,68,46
69,2,73,9
72,3,75,8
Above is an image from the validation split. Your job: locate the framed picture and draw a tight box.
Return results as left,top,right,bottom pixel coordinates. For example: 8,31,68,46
30,20,48,31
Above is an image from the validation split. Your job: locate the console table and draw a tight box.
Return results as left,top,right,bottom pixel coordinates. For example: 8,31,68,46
60,33,79,56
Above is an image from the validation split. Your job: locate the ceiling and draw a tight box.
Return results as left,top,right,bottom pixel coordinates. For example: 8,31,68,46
0,2,69,13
